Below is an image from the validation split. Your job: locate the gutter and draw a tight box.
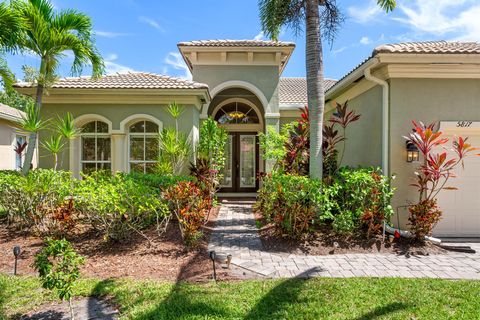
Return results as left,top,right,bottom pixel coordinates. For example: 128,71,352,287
363,57,389,175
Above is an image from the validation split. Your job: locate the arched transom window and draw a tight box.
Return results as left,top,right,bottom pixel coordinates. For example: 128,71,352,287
214,102,260,125
129,120,159,173
81,121,111,173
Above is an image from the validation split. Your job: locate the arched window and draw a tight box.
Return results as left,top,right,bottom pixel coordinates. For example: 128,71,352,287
81,121,111,173
214,102,260,124
129,120,159,173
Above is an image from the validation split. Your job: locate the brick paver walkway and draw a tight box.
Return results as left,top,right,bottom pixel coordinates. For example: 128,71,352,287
208,200,480,279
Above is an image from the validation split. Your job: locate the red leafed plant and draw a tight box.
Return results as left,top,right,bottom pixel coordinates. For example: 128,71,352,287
280,101,360,179
163,181,210,247
404,121,478,238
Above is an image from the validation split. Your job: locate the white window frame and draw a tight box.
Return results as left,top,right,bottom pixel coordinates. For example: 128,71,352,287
128,120,159,174
80,121,111,172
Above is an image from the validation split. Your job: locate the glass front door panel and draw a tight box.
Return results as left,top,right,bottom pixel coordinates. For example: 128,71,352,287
221,135,233,188
240,135,256,188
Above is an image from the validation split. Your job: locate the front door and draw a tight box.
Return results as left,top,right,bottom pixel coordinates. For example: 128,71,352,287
220,132,259,192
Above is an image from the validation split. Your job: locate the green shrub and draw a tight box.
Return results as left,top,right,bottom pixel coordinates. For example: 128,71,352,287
127,172,191,192
163,180,211,247
255,167,394,238
332,167,394,234
0,169,74,233
75,171,169,241
255,172,322,238
33,238,84,319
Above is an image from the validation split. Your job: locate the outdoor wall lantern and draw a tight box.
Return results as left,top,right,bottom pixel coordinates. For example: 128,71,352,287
406,141,420,162
13,246,21,276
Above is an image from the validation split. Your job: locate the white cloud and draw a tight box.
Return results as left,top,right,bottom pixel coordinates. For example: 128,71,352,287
254,31,264,40
360,36,372,45
332,46,348,55
164,52,191,79
348,0,383,24
95,30,132,38
139,16,166,33
393,0,480,41
104,54,134,74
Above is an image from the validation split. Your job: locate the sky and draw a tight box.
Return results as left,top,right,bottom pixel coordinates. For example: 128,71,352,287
5,0,480,82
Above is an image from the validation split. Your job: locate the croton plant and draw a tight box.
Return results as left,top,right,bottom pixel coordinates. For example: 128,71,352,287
404,121,479,239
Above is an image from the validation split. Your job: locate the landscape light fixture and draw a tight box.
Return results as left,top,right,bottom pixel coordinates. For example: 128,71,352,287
13,246,21,276
209,250,217,281
406,141,420,162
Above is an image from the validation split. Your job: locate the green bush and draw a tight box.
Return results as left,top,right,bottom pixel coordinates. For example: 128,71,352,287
75,171,169,241
127,172,191,192
255,172,322,238
255,167,394,238
0,169,74,233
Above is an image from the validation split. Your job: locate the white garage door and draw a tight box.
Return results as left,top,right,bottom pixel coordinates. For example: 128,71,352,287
434,126,480,237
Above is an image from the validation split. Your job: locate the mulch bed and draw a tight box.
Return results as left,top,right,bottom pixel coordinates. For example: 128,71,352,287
253,210,447,256
0,206,234,283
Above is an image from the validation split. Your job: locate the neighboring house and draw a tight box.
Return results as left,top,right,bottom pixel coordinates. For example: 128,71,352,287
326,41,480,237
13,39,480,237
0,103,37,170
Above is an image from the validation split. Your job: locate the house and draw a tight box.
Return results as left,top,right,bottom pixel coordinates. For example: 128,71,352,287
0,103,37,170
325,41,480,238
13,39,480,237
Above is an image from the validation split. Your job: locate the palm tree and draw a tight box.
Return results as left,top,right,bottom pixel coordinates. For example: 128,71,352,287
12,0,104,175
0,2,23,89
259,0,396,179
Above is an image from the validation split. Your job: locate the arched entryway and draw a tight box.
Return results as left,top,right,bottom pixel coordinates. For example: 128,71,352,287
209,88,265,193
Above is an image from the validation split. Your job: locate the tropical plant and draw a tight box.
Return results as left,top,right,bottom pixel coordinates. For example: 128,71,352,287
0,2,22,89
282,107,310,175
167,101,184,133
14,140,27,169
404,121,478,238
258,0,396,179
198,117,228,173
12,0,104,175
75,171,168,242
0,89,34,111
259,125,288,170
18,101,47,170
33,238,85,320
0,169,74,233
158,128,191,175
163,180,211,247
41,135,64,170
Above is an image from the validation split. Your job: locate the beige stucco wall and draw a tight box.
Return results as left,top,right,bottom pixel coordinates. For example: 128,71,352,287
389,78,480,228
0,118,38,170
39,103,199,174
325,85,383,169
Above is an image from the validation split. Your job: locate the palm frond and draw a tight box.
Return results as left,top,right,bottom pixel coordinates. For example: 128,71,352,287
0,56,15,90
56,112,80,139
377,0,396,12
19,101,47,133
41,134,64,154
259,0,305,40
0,2,23,50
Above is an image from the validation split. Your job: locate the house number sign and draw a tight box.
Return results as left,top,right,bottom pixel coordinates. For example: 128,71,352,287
440,121,480,130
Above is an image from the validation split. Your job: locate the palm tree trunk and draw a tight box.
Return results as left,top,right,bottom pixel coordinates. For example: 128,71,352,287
21,83,43,175
306,0,325,179
21,59,45,175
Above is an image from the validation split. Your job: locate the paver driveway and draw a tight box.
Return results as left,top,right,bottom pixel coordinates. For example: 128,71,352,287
208,200,480,279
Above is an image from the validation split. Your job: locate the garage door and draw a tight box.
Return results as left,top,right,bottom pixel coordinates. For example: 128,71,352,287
434,123,480,237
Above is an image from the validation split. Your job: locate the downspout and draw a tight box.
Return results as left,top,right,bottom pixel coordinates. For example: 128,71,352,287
363,57,389,175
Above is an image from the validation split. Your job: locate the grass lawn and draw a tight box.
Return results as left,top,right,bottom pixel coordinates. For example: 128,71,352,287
1,274,479,319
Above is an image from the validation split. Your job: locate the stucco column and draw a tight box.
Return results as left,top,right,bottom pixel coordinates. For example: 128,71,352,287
264,114,281,172
111,133,126,173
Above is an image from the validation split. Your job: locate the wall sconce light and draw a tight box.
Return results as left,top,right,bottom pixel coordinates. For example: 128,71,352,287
406,141,420,162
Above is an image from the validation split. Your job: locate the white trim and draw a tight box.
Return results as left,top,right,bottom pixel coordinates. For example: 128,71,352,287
126,120,160,174
265,112,281,119
210,80,269,111
119,114,164,133
211,97,264,131
71,114,113,178
364,58,389,176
